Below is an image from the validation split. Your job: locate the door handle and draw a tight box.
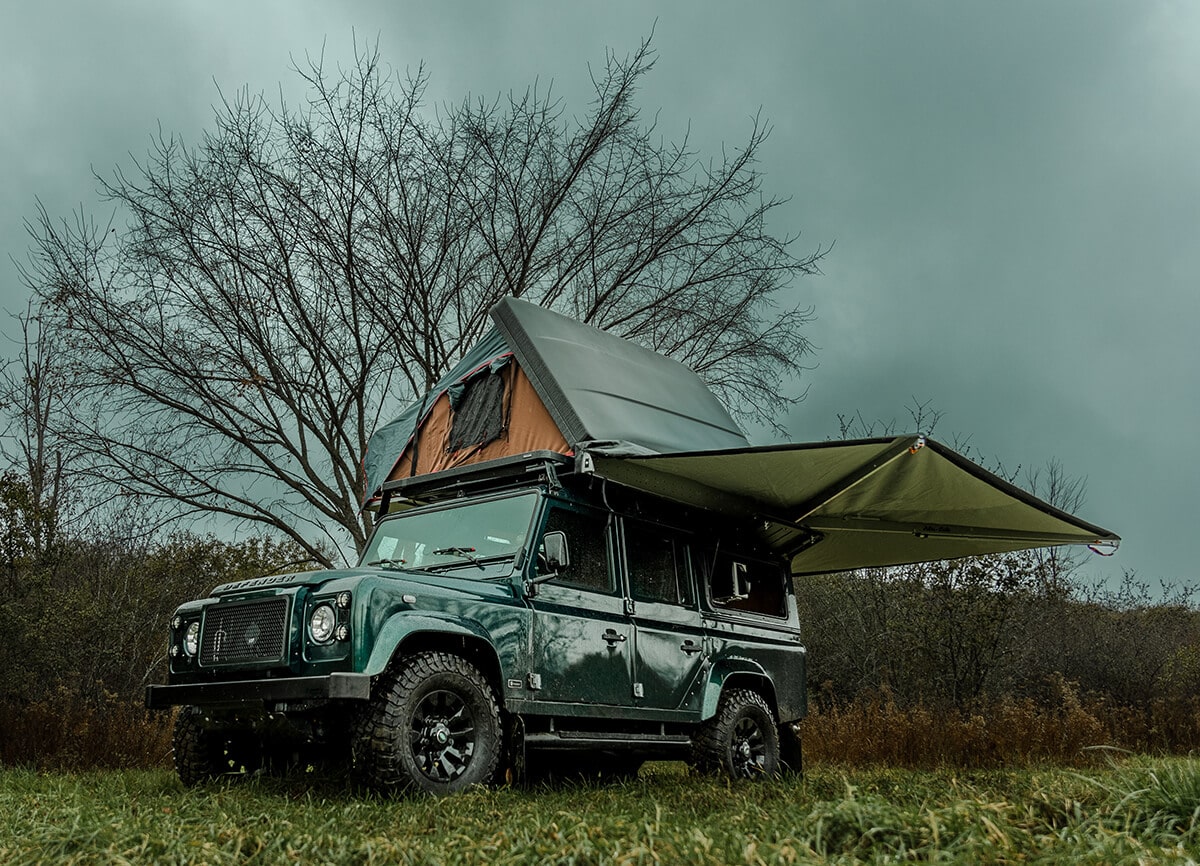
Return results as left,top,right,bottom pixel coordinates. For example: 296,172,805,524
602,629,627,644
680,640,702,655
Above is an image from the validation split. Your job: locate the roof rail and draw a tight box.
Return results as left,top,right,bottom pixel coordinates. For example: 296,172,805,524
377,451,574,516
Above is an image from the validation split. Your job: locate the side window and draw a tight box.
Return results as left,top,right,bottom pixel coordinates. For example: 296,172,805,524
540,506,612,593
694,547,786,617
625,521,692,607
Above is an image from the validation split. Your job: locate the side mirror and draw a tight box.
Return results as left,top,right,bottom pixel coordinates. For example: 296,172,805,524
714,561,750,603
527,531,570,596
541,531,570,572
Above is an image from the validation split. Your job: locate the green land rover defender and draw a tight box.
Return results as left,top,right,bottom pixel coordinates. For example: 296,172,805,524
146,452,807,793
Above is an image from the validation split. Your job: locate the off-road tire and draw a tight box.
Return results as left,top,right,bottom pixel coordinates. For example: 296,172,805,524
172,707,259,786
691,688,781,779
357,651,502,795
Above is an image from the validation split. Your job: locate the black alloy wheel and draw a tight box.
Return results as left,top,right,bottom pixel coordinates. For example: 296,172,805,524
356,651,502,795
410,688,477,784
730,714,769,777
691,688,781,779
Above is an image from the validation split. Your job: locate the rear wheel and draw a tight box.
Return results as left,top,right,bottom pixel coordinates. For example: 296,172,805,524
691,689,780,779
357,652,502,795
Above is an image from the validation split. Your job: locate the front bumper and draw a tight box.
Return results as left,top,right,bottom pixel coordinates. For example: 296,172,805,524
145,672,371,709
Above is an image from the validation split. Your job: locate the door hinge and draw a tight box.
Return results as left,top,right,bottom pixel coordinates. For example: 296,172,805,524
526,673,543,691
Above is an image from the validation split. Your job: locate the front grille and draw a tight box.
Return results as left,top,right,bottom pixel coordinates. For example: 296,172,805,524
200,597,289,666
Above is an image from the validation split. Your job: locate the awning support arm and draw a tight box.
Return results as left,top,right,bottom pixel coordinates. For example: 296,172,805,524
802,514,1113,546
791,435,924,523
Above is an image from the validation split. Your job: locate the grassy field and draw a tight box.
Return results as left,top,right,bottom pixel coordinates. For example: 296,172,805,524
1,757,1197,865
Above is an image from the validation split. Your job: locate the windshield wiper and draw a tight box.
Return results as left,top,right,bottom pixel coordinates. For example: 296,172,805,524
432,546,484,570
366,557,406,570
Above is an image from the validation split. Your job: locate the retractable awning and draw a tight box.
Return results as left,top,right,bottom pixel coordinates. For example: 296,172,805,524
587,435,1119,575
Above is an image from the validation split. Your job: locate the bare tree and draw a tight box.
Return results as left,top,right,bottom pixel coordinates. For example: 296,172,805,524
0,305,70,564
17,38,824,564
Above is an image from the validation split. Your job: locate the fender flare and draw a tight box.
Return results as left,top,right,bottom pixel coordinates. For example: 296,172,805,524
698,656,778,721
363,612,498,678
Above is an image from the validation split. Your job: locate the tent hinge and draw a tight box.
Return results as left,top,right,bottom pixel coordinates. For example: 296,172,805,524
540,461,564,493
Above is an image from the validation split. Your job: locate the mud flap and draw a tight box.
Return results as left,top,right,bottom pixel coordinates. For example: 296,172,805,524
779,721,804,776
501,713,526,785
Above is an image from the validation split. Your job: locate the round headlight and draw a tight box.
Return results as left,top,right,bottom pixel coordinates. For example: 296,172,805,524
309,603,336,644
183,621,200,657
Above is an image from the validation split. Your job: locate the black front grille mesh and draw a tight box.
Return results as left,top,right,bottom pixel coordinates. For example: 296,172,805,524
200,597,288,666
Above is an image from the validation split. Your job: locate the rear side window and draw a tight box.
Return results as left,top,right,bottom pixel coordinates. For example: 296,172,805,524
695,548,786,618
625,521,692,607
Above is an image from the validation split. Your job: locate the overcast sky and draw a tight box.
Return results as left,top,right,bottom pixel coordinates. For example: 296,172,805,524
2,1,1196,590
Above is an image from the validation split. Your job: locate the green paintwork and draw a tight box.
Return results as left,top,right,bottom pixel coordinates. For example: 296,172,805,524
699,657,774,720
154,472,809,754
362,611,503,677
527,580,633,704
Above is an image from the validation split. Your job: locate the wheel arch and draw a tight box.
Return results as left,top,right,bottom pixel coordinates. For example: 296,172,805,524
699,657,779,722
364,613,505,699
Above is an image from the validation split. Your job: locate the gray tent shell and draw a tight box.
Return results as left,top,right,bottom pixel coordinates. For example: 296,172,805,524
490,298,750,457
362,297,749,504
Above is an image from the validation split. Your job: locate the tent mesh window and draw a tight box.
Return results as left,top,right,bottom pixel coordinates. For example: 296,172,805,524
448,371,507,452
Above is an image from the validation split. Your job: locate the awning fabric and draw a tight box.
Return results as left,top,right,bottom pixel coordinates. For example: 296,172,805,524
587,435,1119,575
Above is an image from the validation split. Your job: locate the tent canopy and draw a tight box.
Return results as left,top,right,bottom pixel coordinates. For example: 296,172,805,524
363,298,749,503
490,299,750,455
587,435,1119,574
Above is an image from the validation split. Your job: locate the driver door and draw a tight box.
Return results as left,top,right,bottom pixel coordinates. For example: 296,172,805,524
527,504,633,706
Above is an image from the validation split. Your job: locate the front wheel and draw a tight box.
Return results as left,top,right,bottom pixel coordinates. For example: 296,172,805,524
172,707,260,786
357,652,502,795
691,689,781,779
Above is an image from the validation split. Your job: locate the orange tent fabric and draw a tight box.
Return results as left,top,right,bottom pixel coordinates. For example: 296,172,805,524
386,363,570,482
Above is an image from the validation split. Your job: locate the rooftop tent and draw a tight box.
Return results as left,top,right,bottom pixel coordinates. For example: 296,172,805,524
362,327,512,506
361,297,750,505
586,435,1120,575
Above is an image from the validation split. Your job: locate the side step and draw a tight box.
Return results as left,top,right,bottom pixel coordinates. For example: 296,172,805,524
525,729,692,752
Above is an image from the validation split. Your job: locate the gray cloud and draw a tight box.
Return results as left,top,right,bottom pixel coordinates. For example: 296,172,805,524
1,0,1194,587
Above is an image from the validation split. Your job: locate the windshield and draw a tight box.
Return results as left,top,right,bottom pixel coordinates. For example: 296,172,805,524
360,492,538,580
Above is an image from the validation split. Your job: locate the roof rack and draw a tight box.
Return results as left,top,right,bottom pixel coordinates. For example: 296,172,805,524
377,451,574,517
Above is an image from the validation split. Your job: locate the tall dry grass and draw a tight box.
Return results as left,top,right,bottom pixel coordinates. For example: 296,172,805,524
802,677,1200,768
0,689,173,771
3,677,1198,772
